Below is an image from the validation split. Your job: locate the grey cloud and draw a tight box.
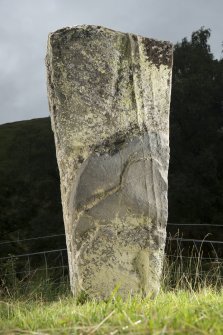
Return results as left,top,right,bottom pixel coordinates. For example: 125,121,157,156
0,0,222,124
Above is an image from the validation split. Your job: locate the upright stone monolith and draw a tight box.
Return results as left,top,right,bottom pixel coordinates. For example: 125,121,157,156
46,25,173,299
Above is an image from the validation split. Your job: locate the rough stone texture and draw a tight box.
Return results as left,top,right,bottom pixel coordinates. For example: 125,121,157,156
46,25,173,299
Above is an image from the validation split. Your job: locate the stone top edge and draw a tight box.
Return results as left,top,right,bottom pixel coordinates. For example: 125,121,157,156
48,24,173,47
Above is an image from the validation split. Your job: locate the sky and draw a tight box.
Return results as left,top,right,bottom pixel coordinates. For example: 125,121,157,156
0,0,222,125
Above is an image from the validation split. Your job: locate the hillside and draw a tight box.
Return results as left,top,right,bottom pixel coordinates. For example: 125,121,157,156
0,118,65,256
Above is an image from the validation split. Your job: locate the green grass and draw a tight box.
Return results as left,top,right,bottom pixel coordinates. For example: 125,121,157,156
0,287,222,334
0,250,222,334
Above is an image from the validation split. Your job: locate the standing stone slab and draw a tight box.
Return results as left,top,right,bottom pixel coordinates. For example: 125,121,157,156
46,25,173,299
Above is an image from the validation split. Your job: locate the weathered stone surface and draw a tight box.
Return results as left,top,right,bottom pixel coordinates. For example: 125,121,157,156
46,25,173,299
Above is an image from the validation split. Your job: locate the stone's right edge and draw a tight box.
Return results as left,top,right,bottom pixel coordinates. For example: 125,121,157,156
74,33,174,299
46,25,173,300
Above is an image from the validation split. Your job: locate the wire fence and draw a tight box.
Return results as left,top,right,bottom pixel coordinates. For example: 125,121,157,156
1,248,223,275
0,248,67,261
167,223,223,227
0,223,222,285
167,237,223,244
1,223,223,246
0,234,65,246
0,239,223,262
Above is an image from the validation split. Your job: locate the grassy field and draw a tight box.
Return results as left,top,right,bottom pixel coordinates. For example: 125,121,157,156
0,285,222,334
0,253,223,334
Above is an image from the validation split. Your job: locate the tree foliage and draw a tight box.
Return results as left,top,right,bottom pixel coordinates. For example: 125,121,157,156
169,27,223,226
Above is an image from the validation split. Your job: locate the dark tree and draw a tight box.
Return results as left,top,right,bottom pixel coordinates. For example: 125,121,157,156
169,27,223,227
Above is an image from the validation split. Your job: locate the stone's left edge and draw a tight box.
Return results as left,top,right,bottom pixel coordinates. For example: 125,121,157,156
46,25,173,299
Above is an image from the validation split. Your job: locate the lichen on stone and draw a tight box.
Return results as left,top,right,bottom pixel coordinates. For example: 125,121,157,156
46,25,173,299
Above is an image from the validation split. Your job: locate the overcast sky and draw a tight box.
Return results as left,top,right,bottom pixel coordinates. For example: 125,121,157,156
0,0,222,125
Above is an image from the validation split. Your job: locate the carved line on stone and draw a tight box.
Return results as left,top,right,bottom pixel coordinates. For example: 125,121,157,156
109,35,123,116
128,35,154,228
129,35,162,229
148,135,158,225
76,152,162,221
128,34,144,131
75,154,144,219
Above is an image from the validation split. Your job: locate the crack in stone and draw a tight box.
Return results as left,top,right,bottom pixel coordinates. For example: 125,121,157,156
76,154,143,217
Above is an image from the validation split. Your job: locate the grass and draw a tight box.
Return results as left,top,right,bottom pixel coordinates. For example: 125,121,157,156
0,288,222,334
0,245,222,334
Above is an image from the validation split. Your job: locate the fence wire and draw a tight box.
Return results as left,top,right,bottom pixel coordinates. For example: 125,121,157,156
0,225,222,285
0,222,222,246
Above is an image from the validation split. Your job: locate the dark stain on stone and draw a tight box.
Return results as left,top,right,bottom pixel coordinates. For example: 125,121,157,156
142,38,173,69
131,34,137,42
91,123,144,156
78,155,84,163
